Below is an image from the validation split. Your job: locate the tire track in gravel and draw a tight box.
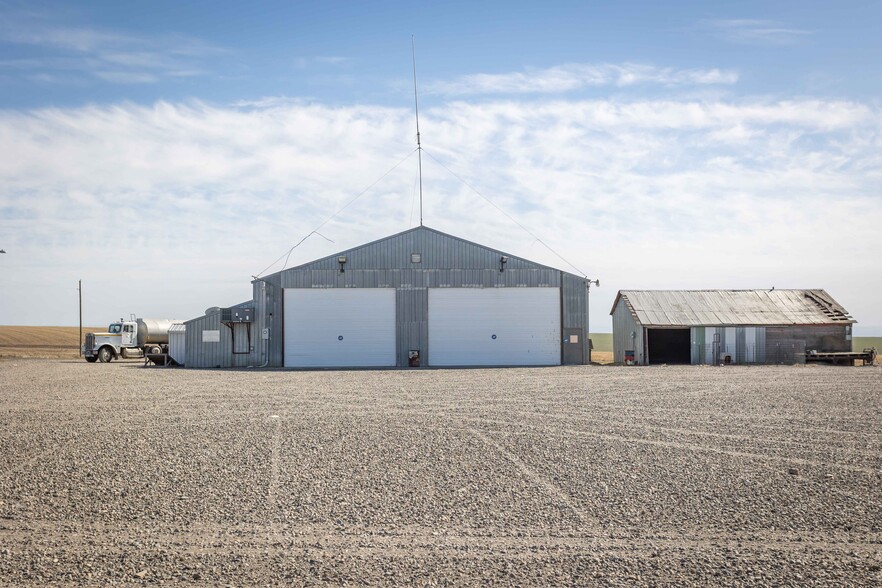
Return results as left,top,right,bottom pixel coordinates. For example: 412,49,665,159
286,404,882,451
466,427,598,529
544,428,882,475
454,419,882,476
463,412,882,458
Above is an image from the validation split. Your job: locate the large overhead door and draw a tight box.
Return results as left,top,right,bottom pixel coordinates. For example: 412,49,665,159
428,288,561,366
284,289,395,367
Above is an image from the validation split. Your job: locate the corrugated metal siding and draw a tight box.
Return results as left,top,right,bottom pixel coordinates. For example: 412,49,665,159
252,274,283,368
691,327,703,364
612,298,643,364
690,326,769,365
767,325,850,352
259,226,587,367
281,268,561,289
395,288,428,366
561,274,588,364
184,299,256,368
184,311,223,368
168,323,186,366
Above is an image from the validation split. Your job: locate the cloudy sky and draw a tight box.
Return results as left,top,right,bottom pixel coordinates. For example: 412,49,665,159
1,0,880,334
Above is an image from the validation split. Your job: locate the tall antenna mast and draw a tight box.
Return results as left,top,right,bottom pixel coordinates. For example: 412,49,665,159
411,35,423,226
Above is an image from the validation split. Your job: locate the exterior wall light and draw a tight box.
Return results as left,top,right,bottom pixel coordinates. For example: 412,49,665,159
499,256,508,272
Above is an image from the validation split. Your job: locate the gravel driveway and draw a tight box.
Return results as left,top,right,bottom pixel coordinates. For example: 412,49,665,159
1,360,880,586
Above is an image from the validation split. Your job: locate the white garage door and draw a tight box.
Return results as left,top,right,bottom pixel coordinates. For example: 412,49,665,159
428,288,561,366
284,289,396,367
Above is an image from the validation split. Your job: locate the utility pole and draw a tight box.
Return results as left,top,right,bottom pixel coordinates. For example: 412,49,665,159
78,280,82,357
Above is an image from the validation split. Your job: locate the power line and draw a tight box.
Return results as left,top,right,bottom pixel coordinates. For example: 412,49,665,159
422,148,588,278
256,147,418,277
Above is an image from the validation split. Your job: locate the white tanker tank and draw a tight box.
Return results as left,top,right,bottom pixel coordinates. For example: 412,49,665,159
135,318,182,347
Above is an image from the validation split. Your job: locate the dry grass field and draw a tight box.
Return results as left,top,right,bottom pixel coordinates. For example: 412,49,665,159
0,326,100,359
0,359,880,586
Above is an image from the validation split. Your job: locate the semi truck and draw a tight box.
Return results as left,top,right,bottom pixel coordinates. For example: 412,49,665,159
83,317,183,363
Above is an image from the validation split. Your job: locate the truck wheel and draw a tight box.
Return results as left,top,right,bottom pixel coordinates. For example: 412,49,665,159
149,346,161,355
85,356,98,363
98,347,114,363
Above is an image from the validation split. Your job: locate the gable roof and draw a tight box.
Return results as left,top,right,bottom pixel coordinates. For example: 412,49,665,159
610,289,855,326
269,225,585,279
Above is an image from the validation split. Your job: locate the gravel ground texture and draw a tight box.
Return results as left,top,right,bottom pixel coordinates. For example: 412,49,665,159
0,359,880,586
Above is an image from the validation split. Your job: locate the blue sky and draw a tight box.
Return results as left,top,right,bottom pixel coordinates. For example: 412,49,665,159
1,0,880,333
4,0,882,109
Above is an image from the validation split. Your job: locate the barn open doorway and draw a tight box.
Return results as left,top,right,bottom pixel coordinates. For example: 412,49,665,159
647,328,691,365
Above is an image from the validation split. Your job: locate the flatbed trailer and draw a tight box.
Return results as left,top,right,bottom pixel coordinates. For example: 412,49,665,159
806,348,877,366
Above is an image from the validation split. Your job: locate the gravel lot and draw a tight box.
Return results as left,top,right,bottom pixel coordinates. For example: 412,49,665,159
1,359,880,586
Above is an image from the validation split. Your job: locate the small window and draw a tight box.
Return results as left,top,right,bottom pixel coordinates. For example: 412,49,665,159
124,325,134,333
411,253,421,264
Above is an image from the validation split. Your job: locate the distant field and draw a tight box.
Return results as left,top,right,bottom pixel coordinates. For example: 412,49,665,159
855,337,882,352
589,332,612,352
0,326,100,359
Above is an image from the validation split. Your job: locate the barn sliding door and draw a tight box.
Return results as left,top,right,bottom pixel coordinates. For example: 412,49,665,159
428,288,560,366
284,289,396,367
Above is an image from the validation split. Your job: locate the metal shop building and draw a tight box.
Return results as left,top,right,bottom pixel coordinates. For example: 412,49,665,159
611,289,855,365
183,226,591,368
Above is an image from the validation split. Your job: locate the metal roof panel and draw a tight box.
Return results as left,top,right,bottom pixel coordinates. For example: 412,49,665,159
616,289,854,327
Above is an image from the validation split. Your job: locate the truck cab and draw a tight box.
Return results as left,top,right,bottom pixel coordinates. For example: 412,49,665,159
84,321,124,363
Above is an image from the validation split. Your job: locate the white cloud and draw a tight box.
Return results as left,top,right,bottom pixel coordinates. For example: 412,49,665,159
426,63,739,95
0,96,880,332
706,19,813,45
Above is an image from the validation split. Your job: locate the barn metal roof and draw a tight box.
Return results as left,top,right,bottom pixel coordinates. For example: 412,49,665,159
610,289,855,326
268,225,586,279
